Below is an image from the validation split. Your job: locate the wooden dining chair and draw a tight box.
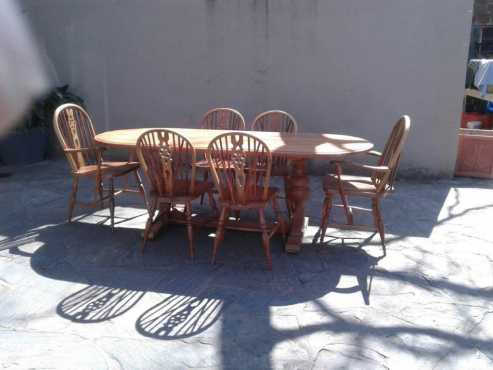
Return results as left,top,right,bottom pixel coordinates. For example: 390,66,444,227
53,103,146,228
198,107,246,206
206,132,286,270
136,129,215,257
251,110,298,217
319,115,411,249
199,107,246,130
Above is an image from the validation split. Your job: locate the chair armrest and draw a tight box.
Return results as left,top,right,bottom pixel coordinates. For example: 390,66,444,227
367,150,382,157
343,161,390,173
64,147,98,153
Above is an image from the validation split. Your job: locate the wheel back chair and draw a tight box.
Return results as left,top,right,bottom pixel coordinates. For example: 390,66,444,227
319,115,411,251
53,103,146,228
206,132,286,270
197,108,246,206
136,129,216,257
199,107,246,131
251,110,298,218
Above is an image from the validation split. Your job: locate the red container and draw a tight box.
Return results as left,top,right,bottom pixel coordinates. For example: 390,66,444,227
461,112,493,129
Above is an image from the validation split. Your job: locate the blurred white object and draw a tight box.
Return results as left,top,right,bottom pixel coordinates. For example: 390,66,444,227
473,59,493,97
466,121,483,129
0,0,48,136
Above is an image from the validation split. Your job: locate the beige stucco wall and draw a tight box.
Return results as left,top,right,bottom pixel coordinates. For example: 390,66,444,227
20,0,473,176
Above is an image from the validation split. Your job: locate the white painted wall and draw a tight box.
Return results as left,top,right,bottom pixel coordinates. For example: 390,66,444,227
21,0,473,176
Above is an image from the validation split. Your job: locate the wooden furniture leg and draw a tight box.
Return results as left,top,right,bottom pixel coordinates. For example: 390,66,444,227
282,174,293,220
109,177,115,230
285,159,310,254
200,170,209,206
320,194,332,243
134,170,145,196
185,200,194,259
258,208,272,270
211,207,228,264
207,188,218,214
68,176,79,222
95,171,104,209
123,150,136,192
271,196,286,240
335,162,353,224
372,198,385,246
142,197,157,253
147,202,170,240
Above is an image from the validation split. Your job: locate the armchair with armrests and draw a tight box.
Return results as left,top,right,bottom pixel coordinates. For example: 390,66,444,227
319,115,411,250
53,103,146,228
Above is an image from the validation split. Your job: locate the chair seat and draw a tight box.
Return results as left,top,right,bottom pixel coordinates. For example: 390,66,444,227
151,180,213,200
219,186,279,208
323,174,378,196
76,161,139,176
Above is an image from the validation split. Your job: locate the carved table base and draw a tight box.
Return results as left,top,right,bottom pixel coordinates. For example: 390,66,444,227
285,158,310,254
144,159,310,254
145,160,311,254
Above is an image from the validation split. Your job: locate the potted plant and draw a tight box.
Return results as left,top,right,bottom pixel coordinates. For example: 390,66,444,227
0,85,84,165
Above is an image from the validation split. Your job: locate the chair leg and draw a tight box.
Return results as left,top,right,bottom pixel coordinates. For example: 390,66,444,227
185,201,194,259
211,207,228,264
271,196,286,240
161,202,171,231
340,194,353,225
372,198,385,247
95,172,104,209
109,177,115,231
207,189,218,214
134,170,147,208
68,176,79,223
320,194,333,243
258,208,272,271
142,197,158,254
283,175,291,220
200,170,209,206
124,150,136,192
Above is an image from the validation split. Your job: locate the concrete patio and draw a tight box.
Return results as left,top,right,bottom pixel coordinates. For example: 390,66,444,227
1,160,493,369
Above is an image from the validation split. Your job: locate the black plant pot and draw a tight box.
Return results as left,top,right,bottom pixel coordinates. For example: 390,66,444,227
0,127,48,165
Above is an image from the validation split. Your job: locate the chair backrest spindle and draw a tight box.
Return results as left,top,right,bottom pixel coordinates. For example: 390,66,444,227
251,110,298,173
136,129,196,198
251,110,298,134
53,103,99,173
200,108,246,130
372,115,411,193
206,133,272,205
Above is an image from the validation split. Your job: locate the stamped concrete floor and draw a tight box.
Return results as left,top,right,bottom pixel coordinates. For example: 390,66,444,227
1,160,493,369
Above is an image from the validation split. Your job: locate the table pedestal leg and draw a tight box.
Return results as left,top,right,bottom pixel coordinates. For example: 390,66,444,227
285,159,310,254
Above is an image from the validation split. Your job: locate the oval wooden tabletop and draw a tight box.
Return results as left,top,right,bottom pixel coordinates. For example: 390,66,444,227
94,128,373,159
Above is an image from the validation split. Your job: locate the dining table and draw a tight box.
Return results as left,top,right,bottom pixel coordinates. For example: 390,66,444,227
94,127,374,254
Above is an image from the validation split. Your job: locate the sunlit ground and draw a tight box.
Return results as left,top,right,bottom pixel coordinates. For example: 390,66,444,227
0,160,492,369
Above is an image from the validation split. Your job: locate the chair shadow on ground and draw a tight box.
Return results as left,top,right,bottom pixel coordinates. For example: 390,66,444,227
5,172,493,368
136,294,227,340
323,239,381,306
57,285,145,323
4,159,493,368
1,214,382,340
